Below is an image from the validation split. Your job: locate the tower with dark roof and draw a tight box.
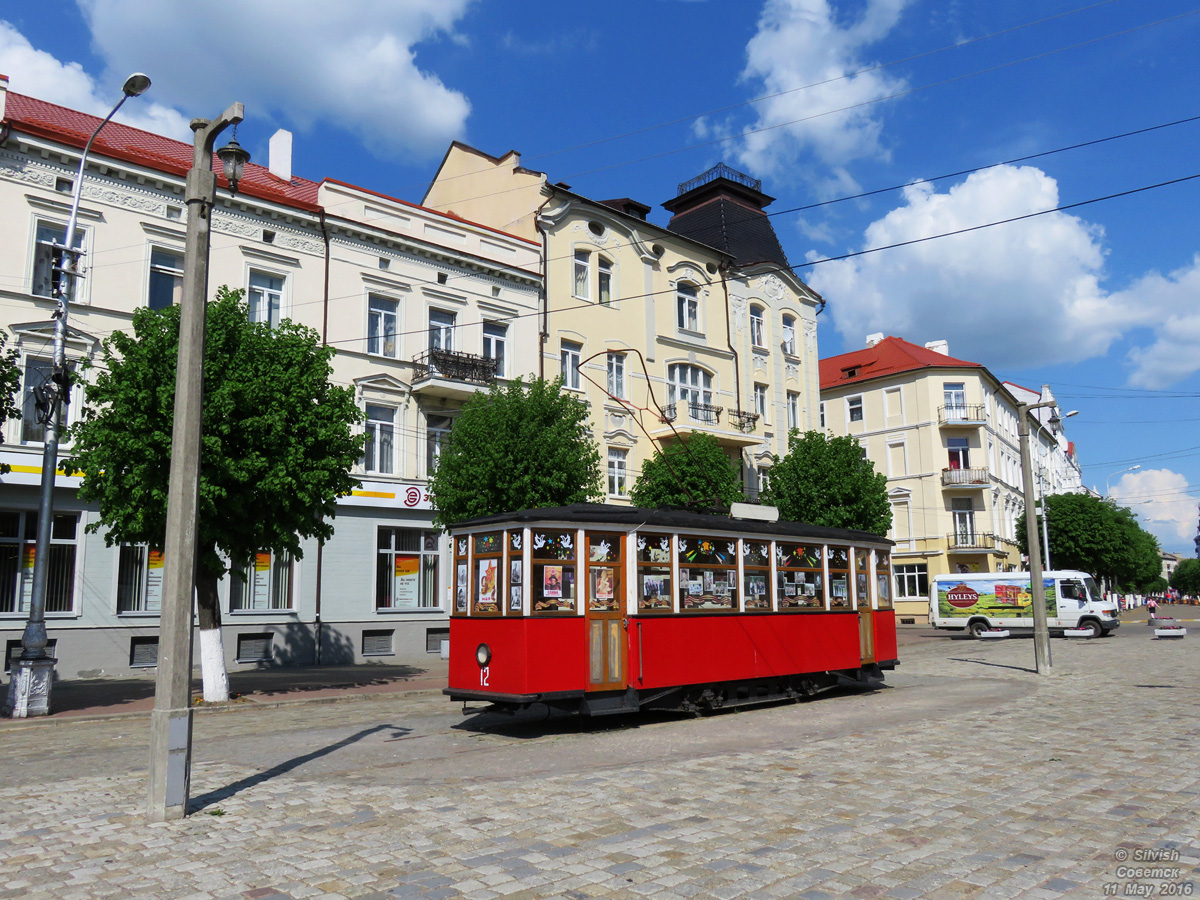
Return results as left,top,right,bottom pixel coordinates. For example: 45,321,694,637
662,163,790,270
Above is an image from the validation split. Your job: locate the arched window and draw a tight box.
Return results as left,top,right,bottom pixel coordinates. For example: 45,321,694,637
781,314,796,354
668,363,714,422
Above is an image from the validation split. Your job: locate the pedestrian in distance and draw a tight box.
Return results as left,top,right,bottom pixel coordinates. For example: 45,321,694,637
1146,595,1159,621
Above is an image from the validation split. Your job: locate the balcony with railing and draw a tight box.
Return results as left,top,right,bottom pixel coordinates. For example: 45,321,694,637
652,401,761,448
941,466,990,487
938,404,986,426
728,410,759,432
946,531,998,552
411,348,499,400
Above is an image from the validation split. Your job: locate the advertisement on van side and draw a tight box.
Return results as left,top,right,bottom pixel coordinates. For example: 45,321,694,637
937,578,1056,618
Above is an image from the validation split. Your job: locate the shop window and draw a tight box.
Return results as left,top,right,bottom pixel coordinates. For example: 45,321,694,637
230,551,293,611
376,528,440,610
0,510,78,615
117,545,164,613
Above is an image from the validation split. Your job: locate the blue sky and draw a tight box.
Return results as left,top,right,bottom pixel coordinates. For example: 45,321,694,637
3,0,1198,554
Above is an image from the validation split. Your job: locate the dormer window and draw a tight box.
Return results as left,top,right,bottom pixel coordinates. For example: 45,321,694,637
846,368,858,378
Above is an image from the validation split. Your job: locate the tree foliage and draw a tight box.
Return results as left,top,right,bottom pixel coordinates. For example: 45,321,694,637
429,376,603,528
629,431,744,510
1019,493,1161,589
64,286,364,578
1170,558,1200,596
0,335,20,474
762,429,891,533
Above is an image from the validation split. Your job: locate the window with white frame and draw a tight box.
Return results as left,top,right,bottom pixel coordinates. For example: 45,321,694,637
377,528,440,610
750,306,765,349
483,322,507,377
667,363,713,415
847,395,864,422
148,248,184,310
894,563,928,599
367,295,399,358
429,309,455,352
948,437,970,469
753,383,767,418
597,256,613,305
230,550,293,611
573,250,590,300
782,314,796,354
21,356,55,445
676,282,699,332
32,220,85,299
943,382,966,415
248,271,284,329
607,352,626,398
117,545,163,613
364,404,396,475
426,414,453,475
608,448,628,497
787,391,799,430
0,510,78,615
561,341,582,390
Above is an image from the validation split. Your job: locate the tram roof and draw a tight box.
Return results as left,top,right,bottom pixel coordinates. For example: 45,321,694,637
448,503,893,547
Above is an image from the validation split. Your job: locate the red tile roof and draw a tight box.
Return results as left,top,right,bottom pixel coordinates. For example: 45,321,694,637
819,336,982,389
4,90,322,211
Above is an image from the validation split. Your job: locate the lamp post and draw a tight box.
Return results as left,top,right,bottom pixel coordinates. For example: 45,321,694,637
1106,465,1141,499
1033,409,1078,572
146,104,249,822
4,74,151,719
1018,399,1066,675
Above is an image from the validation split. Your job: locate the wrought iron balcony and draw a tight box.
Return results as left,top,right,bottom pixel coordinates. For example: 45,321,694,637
687,402,722,425
411,348,499,386
941,466,990,487
659,404,677,424
728,410,759,432
946,532,997,552
938,404,987,426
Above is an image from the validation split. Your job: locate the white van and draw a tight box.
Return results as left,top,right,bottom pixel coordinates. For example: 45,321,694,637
929,570,1120,638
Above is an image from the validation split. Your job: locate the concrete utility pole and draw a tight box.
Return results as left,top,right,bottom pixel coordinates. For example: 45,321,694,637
146,104,248,822
1019,400,1060,675
4,74,151,719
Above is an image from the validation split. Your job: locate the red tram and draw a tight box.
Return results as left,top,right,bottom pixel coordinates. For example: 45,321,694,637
445,504,897,716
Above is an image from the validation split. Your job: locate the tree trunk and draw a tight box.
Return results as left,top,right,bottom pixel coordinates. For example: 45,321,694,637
196,569,230,703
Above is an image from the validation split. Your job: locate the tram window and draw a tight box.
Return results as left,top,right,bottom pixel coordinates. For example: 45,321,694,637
829,547,851,608
743,540,771,610
875,551,893,609
678,535,737,610
472,532,503,616
636,532,672,612
531,529,577,613
453,538,468,615
587,533,621,612
777,543,824,609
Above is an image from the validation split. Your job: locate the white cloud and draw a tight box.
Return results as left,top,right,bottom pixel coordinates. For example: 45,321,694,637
74,0,474,161
734,0,911,177
1120,256,1200,389
0,20,191,139
1110,468,1197,553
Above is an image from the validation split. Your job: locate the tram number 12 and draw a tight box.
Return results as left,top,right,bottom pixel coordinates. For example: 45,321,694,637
480,666,490,687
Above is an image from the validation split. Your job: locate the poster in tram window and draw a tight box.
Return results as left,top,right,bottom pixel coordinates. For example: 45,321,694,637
543,565,563,598
478,558,499,608
393,555,420,609
146,550,165,611
455,563,468,612
252,552,272,608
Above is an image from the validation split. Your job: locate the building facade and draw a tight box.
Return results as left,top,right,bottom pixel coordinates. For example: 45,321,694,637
819,336,1080,618
0,78,541,678
424,148,823,503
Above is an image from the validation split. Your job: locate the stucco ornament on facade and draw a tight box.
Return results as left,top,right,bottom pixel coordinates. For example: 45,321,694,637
0,158,56,188
760,274,785,302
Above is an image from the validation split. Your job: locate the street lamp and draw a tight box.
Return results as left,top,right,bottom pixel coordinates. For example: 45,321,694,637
4,74,151,719
147,102,248,822
1106,465,1141,499
1036,409,1078,572
1018,399,1067,675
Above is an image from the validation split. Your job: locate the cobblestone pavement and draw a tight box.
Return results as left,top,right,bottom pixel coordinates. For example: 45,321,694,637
1,621,1197,900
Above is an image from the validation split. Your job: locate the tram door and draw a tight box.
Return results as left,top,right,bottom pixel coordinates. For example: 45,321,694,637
856,552,876,664
585,533,625,691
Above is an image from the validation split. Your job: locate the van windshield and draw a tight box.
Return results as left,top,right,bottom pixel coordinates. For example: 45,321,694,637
1084,577,1101,601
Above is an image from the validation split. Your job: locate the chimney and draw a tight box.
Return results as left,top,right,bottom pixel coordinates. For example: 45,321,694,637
268,129,292,183
924,339,949,356
0,74,8,123
865,332,884,348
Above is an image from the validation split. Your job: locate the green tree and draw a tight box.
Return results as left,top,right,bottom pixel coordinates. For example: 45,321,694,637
65,287,363,700
1019,493,1161,588
1170,558,1200,596
429,376,602,528
0,335,19,474
629,431,744,510
762,430,890,533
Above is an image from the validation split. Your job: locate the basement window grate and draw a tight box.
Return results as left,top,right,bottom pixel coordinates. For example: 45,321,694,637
236,633,273,663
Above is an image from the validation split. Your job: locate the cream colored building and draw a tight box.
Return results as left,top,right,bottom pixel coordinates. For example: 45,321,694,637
425,147,823,501
819,336,1080,618
0,79,540,677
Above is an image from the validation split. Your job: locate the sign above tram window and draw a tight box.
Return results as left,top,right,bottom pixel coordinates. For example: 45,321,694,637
777,543,821,569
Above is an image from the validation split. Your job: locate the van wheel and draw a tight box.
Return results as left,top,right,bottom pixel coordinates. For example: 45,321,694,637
968,620,990,638
1078,619,1102,638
